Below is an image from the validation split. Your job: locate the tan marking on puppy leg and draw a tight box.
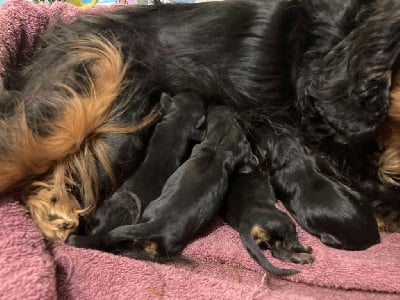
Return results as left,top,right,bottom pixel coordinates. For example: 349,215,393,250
375,209,400,233
140,240,160,257
251,224,270,245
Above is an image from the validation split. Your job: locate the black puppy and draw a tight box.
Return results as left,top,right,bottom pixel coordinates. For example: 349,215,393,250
118,92,205,209
69,92,206,247
89,105,256,260
5,0,395,244
250,128,380,250
222,170,314,277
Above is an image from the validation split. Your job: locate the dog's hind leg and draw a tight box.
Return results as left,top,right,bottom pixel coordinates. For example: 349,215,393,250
67,191,141,249
239,223,299,276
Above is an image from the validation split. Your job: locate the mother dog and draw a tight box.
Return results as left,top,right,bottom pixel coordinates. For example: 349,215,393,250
1,0,397,246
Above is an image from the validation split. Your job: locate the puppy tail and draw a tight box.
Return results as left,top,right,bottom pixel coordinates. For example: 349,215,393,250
239,223,299,277
108,222,170,261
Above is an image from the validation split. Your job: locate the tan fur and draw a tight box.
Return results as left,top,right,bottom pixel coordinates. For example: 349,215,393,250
378,73,400,185
374,208,400,233
0,36,159,241
24,179,82,241
140,240,160,257
251,224,270,245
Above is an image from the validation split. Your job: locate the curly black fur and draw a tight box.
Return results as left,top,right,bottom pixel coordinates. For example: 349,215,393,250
3,0,399,245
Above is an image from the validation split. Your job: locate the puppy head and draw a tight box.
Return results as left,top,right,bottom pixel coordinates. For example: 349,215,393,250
23,180,82,241
160,92,206,140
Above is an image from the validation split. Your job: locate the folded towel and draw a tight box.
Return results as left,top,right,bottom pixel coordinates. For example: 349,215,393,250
0,1,399,299
0,196,56,300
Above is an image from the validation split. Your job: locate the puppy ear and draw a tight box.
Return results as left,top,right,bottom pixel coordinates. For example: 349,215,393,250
160,93,172,112
238,155,259,174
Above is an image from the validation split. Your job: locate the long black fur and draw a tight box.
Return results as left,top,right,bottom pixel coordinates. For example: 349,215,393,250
69,91,206,243
249,127,380,250
7,0,400,247
77,105,256,260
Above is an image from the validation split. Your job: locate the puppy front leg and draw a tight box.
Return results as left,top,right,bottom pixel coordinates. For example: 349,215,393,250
252,127,380,250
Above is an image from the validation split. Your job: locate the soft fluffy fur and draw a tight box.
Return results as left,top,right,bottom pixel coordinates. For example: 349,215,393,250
1,35,160,240
109,92,206,209
2,0,400,242
250,128,380,250
223,171,314,277
70,105,256,259
69,91,206,242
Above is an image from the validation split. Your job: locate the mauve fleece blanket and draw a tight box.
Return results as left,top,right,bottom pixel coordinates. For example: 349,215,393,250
1,0,400,299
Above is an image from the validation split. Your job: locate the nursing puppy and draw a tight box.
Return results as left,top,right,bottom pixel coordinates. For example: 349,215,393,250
223,171,314,276
69,91,206,245
71,105,256,260
250,128,380,250
115,92,205,209
3,0,398,244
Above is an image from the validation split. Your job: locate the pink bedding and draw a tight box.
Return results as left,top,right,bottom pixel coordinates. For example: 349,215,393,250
0,1,399,299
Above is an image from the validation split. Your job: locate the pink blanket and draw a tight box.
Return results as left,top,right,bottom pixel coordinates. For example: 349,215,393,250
1,0,399,299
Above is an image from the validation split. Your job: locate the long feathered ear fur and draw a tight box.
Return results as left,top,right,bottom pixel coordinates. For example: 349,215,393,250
0,34,159,240
298,0,400,145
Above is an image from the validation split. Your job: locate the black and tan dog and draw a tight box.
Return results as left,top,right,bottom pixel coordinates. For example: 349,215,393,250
2,0,400,244
69,91,206,245
222,170,314,276
70,105,257,259
249,128,380,250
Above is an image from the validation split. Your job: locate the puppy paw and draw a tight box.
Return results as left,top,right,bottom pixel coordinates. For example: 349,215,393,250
67,234,104,249
24,183,81,241
271,242,315,265
287,252,315,264
375,207,400,233
283,240,313,254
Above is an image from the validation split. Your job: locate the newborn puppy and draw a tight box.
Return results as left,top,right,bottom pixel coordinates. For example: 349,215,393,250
250,128,380,250
222,171,314,277
69,92,205,247
79,105,256,260
120,92,206,209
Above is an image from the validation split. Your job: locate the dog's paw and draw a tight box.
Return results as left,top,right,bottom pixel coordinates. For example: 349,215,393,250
67,234,86,247
285,252,315,265
24,185,81,241
375,207,400,233
39,213,79,242
283,240,313,254
67,234,103,249
271,242,315,265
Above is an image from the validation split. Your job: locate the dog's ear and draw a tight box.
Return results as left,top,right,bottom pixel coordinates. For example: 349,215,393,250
238,154,259,174
298,5,400,145
160,93,172,112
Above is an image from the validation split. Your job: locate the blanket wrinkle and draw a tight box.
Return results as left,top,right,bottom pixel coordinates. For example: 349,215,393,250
1,0,400,299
